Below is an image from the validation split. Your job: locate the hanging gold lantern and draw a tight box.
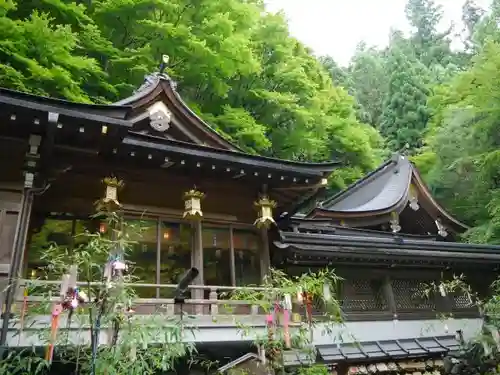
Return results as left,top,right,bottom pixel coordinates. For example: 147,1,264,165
253,196,277,229
183,189,205,220
98,177,123,211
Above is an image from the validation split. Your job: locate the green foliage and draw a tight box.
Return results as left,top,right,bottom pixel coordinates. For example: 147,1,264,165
4,184,195,375
0,349,50,375
298,364,331,375
228,268,344,370
0,0,383,188
430,276,500,375
379,47,430,150
418,39,500,243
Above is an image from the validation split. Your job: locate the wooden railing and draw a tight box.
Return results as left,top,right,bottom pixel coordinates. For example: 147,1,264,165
3,279,480,322
9,280,274,318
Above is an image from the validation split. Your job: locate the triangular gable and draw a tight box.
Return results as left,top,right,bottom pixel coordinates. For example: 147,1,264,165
115,73,241,151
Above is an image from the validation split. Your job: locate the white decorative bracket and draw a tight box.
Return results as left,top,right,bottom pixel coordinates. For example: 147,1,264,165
435,218,448,237
408,185,419,211
389,212,401,233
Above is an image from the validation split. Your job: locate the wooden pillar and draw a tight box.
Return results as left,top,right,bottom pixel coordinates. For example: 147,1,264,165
0,188,23,269
191,221,204,314
259,227,271,281
155,217,161,299
229,225,236,286
382,275,397,319
0,188,34,347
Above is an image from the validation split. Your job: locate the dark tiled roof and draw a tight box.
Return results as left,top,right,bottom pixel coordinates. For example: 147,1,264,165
317,335,460,362
282,349,315,366
320,154,410,213
217,353,261,373
275,230,500,264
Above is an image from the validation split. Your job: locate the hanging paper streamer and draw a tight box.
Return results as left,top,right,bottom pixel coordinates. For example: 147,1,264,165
439,284,447,297
304,292,313,324
68,265,78,289
296,288,303,304
323,283,332,301
303,291,314,343
283,294,292,349
19,287,28,330
46,304,63,363
18,287,29,346
60,274,70,298
263,312,274,363
46,265,89,362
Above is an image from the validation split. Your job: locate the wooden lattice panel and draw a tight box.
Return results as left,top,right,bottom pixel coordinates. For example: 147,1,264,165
342,279,386,311
451,293,473,309
391,279,435,310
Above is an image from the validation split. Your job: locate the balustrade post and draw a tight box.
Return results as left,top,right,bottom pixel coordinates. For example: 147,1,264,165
166,302,175,316
251,304,259,315
209,287,218,315
382,275,398,321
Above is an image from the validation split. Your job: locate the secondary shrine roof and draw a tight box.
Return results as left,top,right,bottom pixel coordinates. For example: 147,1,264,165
274,217,500,266
316,335,459,362
307,153,467,233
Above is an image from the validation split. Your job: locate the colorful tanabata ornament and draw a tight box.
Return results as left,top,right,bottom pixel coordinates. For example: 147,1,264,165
283,294,292,348
46,265,89,363
46,304,63,362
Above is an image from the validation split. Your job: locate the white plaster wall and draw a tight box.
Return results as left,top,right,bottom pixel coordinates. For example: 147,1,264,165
3,316,483,347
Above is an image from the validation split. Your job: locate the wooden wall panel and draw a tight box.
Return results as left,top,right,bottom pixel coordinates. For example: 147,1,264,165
0,189,22,271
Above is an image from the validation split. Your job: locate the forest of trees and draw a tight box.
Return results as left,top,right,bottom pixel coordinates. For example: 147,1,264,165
0,0,499,244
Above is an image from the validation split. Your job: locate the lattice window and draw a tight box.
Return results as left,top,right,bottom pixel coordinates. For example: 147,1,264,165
341,279,386,311
451,292,474,309
392,279,435,310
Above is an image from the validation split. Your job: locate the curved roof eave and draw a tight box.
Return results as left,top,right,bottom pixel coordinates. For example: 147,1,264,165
411,163,469,231
124,132,340,175
0,87,131,120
